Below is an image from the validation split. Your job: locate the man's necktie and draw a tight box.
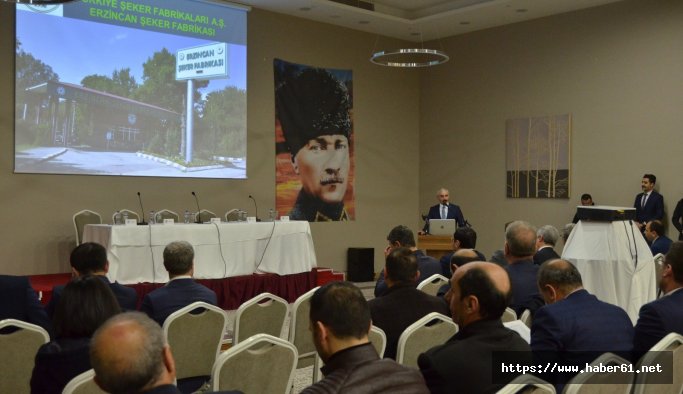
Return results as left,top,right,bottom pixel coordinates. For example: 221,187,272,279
642,194,648,208
441,205,446,219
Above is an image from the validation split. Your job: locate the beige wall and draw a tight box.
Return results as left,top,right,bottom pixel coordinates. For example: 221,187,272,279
419,0,683,258
0,5,420,275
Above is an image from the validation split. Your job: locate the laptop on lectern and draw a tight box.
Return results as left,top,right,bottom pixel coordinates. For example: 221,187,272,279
429,219,456,236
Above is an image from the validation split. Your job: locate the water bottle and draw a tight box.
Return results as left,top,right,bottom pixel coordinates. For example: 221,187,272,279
122,211,129,223
184,210,192,224
149,210,156,224
268,209,276,221
240,209,247,222
114,210,122,225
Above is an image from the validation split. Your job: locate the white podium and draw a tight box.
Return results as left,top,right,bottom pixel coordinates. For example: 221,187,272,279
562,220,656,323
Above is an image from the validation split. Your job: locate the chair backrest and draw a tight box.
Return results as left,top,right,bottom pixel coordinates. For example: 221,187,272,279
495,374,555,394
195,209,217,223
369,325,387,358
162,302,227,380
396,312,458,368
653,253,665,297
233,292,288,345
62,369,106,394
73,209,102,244
0,319,50,393
118,209,140,223
225,208,240,222
288,286,319,370
155,209,179,222
211,333,297,393
416,274,450,296
633,332,683,394
502,307,518,323
519,309,532,328
563,352,634,394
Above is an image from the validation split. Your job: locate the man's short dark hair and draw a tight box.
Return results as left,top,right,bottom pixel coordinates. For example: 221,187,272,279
275,67,351,158
385,247,418,284
505,221,537,257
54,275,121,338
580,193,592,201
453,227,477,249
70,242,107,274
310,281,370,339
537,259,583,293
648,220,664,236
163,241,194,276
457,267,510,320
643,174,656,184
387,225,416,247
666,241,683,283
91,312,165,394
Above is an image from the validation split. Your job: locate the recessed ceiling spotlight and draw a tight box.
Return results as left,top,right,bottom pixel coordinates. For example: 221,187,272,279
460,21,470,25
299,7,311,11
358,20,370,24
516,8,527,13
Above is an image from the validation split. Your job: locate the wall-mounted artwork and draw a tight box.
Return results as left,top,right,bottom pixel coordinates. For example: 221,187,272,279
506,114,571,198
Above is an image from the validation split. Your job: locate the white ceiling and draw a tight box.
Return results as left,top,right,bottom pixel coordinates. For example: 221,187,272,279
230,0,624,42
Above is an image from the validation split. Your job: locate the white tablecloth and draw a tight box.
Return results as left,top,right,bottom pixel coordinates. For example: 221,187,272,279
83,221,318,284
562,220,657,323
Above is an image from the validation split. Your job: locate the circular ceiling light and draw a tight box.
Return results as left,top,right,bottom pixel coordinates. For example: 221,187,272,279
3,0,76,3
370,48,449,68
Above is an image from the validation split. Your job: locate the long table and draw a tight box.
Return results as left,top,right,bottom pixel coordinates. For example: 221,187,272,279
83,221,318,285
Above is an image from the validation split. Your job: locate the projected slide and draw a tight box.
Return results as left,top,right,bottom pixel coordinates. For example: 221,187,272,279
15,0,247,178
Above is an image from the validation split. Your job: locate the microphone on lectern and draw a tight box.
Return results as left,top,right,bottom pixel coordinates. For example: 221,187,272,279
249,195,260,222
137,192,147,225
192,191,202,224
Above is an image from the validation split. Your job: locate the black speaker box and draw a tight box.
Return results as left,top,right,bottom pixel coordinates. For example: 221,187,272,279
347,248,374,282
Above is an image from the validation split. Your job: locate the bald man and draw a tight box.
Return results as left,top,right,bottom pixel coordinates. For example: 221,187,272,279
437,248,480,298
504,220,544,315
418,262,531,393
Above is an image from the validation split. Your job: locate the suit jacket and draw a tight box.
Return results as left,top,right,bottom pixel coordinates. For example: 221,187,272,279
650,235,673,256
533,246,560,266
418,319,531,394
374,250,441,297
368,284,450,360
30,336,92,394
505,259,543,315
672,198,683,239
47,275,138,318
0,275,53,337
634,190,664,224
633,288,683,357
531,289,634,385
141,278,217,326
302,343,428,394
423,203,465,232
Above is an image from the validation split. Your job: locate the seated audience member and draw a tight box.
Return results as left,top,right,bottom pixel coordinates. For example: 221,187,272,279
436,248,480,297
438,227,485,277
531,260,634,386
418,262,531,393
571,193,594,224
374,225,441,297
369,247,450,360
141,241,217,326
48,242,137,318
561,223,575,244
302,281,428,393
0,274,53,337
673,198,683,241
490,221,514,267
633,241,683,357
645,220,673,256
31,275,121,394
504,221,544,315
533,225,560,265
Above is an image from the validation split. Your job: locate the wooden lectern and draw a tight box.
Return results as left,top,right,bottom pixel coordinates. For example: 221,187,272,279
417,235,452,260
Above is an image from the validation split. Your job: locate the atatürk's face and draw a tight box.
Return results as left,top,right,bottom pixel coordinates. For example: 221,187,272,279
294,134,350,203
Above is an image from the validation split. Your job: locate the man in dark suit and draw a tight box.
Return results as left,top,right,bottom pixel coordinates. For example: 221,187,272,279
0,275,53,336
369,247,450,360
634,173,664,231
418,262,531,393
645,220,673,256
141,241,217,326
533,225,560,265
672,198,683,241
504,221,544,315
571,193,594,224
633,241,683,356
420,188,465,234
532,260,634,386
47,242,137,318
438,227,484,277
374,225,441,297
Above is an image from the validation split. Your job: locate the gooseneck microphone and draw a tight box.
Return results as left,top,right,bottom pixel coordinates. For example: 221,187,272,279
249,194,260,222
137,192,147,225
192,191,202,223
